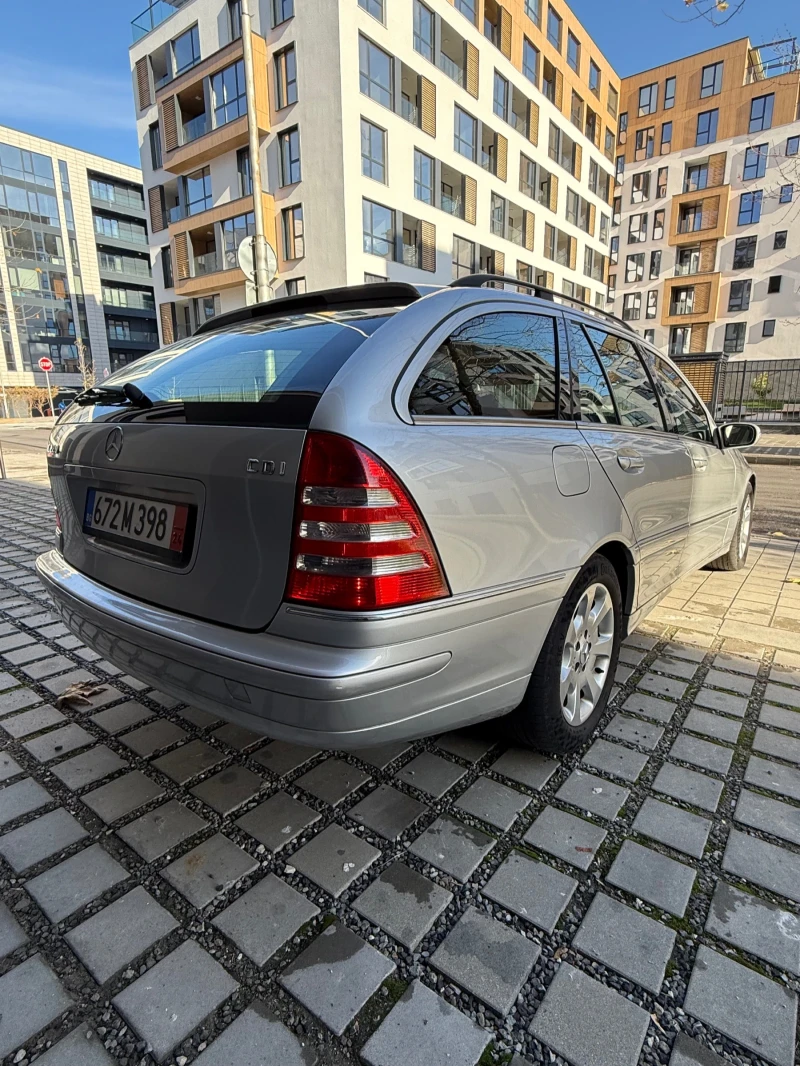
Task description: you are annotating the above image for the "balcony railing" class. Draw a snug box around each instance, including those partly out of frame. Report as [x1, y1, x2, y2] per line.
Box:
[441, 193, 463, 217]
[480, 149, 496, 173]
[670, 302, 695, 316]
[678, 217, 703, 234]
[674, 261, 700, 277]
[182, 114, 209, 145]
[400, 98, 418, 125]
[508, 223, 524, 246]
[108, 327, 159, 344]
[194, 251, 220, 275]
[745, 53, 799, 84]
[169, 204, 186, 224]
[512, 113, 528, 136]
[402, 244, 420, 268]
[438, 52, 465, 86]
[131, 0, 191, 42]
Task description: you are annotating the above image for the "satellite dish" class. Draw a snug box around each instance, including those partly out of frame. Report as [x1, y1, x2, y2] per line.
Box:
[237, 235, 278, 283]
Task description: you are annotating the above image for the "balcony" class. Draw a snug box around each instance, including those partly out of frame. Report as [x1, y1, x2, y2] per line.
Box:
[182, 113, 209, 145]
[438, 18, 468, 87]
[131, 0, 191, 43]
[400, 98, 418, 125]
[661, 273, 720, 328]
[438, 52, 464, 87]
[441, 193, 462, 217]
[668, 186, 730, 247]
[745, 39, 799, 83]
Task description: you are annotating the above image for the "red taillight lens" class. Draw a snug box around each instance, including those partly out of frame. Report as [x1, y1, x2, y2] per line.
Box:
[286, 432, 450, 610]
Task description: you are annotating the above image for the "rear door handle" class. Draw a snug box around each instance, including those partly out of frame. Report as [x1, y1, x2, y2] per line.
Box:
[617, 452, 645, 472]
[692, 456, 708, 470]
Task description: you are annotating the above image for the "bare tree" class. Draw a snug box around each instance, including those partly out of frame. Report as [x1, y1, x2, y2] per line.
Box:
[675, 0, 747, 27]
[8, 386, 50, 418]
[76, 337, 95, 391]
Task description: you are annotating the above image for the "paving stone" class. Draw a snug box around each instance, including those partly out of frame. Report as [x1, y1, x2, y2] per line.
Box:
[754, 726, 800, 766]
[482, 851, 577, 933]
[455, 775, 530, 830]
[722, 828, 800, 904]
[193, 1001, 316, 1066]
[280, 923, 394, 1036]
[684, 945, 797, 1066]
[651, 656, 698, 680]
[152, 739, 226, 784]
[296, 757, 371, 804]
[90, 701, 153, 734]
[191, 765, 264, 815]
[409, 815, 494, 882]
[361, 979, 490, 1066]
[213, 873, 319, 965]
[26, 842, 128, 923]
[292, 823, 380, 897]
[760, 704, 800, 734]
[618, 646, 646, 668]
[22, 654, 76, 680]
[555, 768, 629, 820]
[395, 751, 466, 799]
[31, 1025, 115, 1065]
[765, 681, 800, 708]
[354, 741, 412, 770]
[706, 881, 800, 976]
[66, 886, 179, 983]
[0, 807, 87, 871]
[0, 687, 41, 715]
[349, 784, 426, 841]
[236, 790, 320, 850]
[432, 906, 539, 1015]
[1, 704, 64, 738]
[175, 704, 219, 727]
[652, 762, 724, 813]
[490, 748, 558, 790]
[0, 632, 37, 655]
[669, 733, 733, 775]
[117, 800, 207, 863]
[43, 673, 123, 710]
[0, 753, 22, 782]
[0, 899, 27, 957]
[704, 667, 755, 696]
[354, 861, 452, 950]
[121, 719, 187, 757]
[603, 714, 664, 750]
[23, 722, 94, 762]
[0, 954, 74, 1058]
[693, 687, 749, 718]
[668, 1033, 727, 1066]
[684, 708, 741, 744]
[436, 732, 495, 763]
[3, 644, 51, 667]
[0, 777, 51, 826]
[582, 738, 649, 783]
[735, 788, 800, 847]
[162, 832, 258, 909]
[632, 797, 711, 859]
[523, 805, 606, 870]
[744, 754, 800, 801]
[51, 744, 128, 790]
[640, 672, 686, 700]
[530, 962, 650, 1066]
[574, 892, 676, 993]
[82, 770, 164, 824]
[252, 740, 320, 776]
[606, 840, 696, 917]
[211, 721, 262, 750]
[113, 939, 238, 1063]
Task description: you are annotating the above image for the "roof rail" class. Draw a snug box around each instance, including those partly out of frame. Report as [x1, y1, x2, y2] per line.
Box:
[194, 282, 426, 336]
[448, 273, 633, 333]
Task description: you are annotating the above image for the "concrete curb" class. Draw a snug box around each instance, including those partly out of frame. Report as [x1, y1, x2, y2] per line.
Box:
[747, 454, 800, 466]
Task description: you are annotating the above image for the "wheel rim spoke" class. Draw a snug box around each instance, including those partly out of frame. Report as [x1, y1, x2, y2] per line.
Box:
[560, 580, 615, 727]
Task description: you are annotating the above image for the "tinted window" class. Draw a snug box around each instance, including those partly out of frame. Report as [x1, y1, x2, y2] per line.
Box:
[567, 321, 618, 424]
[652, 357, 713, 442]
[585, 328, 664, 430]
[410, 312, 561, 419]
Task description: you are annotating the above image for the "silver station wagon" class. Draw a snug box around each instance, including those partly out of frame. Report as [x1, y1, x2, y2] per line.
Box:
[38, 278, 758, 754]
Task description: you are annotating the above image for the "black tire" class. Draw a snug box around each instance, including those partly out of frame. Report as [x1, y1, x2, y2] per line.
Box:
[502, 554, 622, 754]
[707, 485, 754, 572]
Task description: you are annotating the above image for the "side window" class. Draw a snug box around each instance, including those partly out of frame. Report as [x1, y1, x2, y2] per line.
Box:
[585, 327, 664, 430]
[410, 311, 561, 419]
[652, 357, 713, 442]
[566, 320, 619, 424]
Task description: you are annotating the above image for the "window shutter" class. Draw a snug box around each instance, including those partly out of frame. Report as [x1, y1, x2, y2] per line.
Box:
[527, 100, 539, 146]
[421, 220, 436, 272]
[53, 277, 66, 299]
[466, 42, 479, 98]
[174, 232, 190, 280]
[135, 57, 151, 111]
[568, 237, 577, 272]
[554, 70, 564, 112]
[159, 303, 175, 345]
[161, 97, 178, 153]
[494, 249, 505, 275]
[603, 256, 609, 283]
[549, 174, 558, 213]
[588, 203, 596, 237]
[573, 144, 582, 182]
[148, 185, 165, 233]
[499, 6, 512, 60]
[689, 323, 708, 353]
[708, 152, 726, 187]
[545, 270, 554, 289]
[694, 282, 711, 315]
[704, 195, 719, 230]
[699, 240, 717, 273]
[496, 134, 508, 182]
[420, 77, 436, 137]
[524, 210, 535, 251]
[464, 175, 477, 225]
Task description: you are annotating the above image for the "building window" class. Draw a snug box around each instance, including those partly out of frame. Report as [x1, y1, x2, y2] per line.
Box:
[767, 275, 782, 294]
[363, 198, 395, 258]
[414, 149, 434, 204]
[547, 6, 562, 49]
[567, 32, 580, 73]
[570, 92, 584, 129]
[285, 277, 307, 295]
[359, 0, 385, 20]
[628, 212, 647, 243]
[228, 0, 242, 40]
[618, 112, 628, 144]
[622, 293, 641, 321]
[684, 163, 708, 193]
[220, 210, 255, 264]
[646, 291, 658, 319]
[660, 122, 672, 153]
[361, 119, 386, 182]
[183, 166, 212, 215]
[631, 171, 650, 203]
[634, 127, 655, 161]
[604, 129, 615, 160]
[724, 322, 746, 354]
[625, 253, 644, 283]
[148, 123, 162, 171]
[452, 234, 476, 278]
[548, 122, 578, 176]
[749, 94, 774, 133]
[489, 192, 506, 237]
[519, 154, 536, 198]
[599, 214, 609, 244]
[664, 76, 676, 110]
[161, 245, 173, 289]
[656, 167, 668, 198]
[279, 126, 301, 186]
[275, 44, 298, 109]
[612, 196, 621, 225]
[282, 205, 304, 259]
[236, 147, 252, 196]
[273, 0, 294, 26]
[763, 319, 776, 338]
[774, 230, 788, 250]
[649, 249, 661, 278]
[454, 106, 477, 162]
[787, 135, 800, 156]
[455, 0, 477, 24]
[211, 59, 246, 127]
[728, 279, 751, 311]
[700, 61, 723, 98]
[359, 36, 393, 109]
[589, 60, 601, 97]
[364, 273, 388, 283]
[644, 328, 655, 344]
[543, 223, 574, 267]
[584, 247, 606, 282]
[525, 0, 541, 26]
[610, 235, 619, 264]
[669, 327, 692, 356]
[413, 1, 434, 61]
[615, 155, 624, 183]
[743, 144, 767, 181]
[780, 183, 794, 204]
[738, 190, 762, 226]
[733, 235, 757, 269]
[653, 209, 664, 240]
[607, 84, 619, 119]
[638, 83, 658, 116]
[172, 25, 200, 76]
[493, 72, 509, 120]
[606, 273, 616, 300]
[523, 39, 539, 84]
[696, 109, 718, 147]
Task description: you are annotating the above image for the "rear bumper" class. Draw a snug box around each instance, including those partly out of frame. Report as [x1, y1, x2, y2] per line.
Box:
[36, 550, 565, 747]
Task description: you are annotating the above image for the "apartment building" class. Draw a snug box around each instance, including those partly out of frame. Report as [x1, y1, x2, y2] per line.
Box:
[0, 126, 158, 402]
[612, 38, 800, 359]
[129, 0, 620, 344]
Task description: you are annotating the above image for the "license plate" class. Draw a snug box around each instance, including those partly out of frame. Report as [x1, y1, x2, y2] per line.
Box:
[83, 489, 190, 557]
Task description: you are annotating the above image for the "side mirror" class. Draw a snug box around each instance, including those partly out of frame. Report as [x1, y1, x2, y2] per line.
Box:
[721, 422, 761, 449]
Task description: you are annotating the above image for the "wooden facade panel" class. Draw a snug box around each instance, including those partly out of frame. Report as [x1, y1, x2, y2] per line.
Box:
[699, 240, 717, 274]
[496, 133, 508, 182]
[420, 78, 436, 137]
[148, 186, 165, 234]
[464, 175, 477, 225]
[494, 249, 505, 275]
[573, 143, 582, 183]
[135, 57, 151, 111]
[421, 220, 436, 272]
[159, 303, 175, 345]
[708, 152, 727, 188]
[524, 210, 535, 250]
[568, 237, 577, 271]
[528, 100, 539, 146]
[588, 202, 596, 238]
[549, 173, 558, 213]
[173, 232, 190, 281]
[689, 323, 709, 353]
[466, 42, 479, 98]
[545, 270, 554, 290]
[161, 97, 178, 153]
[694, 281, 711, 316]
[499, 6, 512, 59]
[554, 69, 564, 112]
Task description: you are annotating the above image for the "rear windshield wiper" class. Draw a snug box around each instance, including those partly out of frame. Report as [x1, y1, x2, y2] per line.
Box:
[75, 383, 153, 409]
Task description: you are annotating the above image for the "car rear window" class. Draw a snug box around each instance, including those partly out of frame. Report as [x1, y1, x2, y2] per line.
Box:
[96, 312, 391, 427]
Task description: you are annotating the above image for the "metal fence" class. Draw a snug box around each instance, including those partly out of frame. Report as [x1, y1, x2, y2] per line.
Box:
[674, 355, 800, 424]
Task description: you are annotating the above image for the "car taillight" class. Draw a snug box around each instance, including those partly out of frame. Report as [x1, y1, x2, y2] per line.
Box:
[286, 431, 449, 610]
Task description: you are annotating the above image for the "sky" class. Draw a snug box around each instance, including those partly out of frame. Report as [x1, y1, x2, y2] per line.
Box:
[0, 0, 796, 170]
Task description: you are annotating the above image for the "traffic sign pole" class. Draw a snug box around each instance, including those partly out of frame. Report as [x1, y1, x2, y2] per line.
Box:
[44, 370, 54, 419]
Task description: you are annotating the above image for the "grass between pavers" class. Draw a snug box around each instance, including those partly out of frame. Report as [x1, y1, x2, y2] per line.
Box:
[354, 975, 410, 1048]
[478, 1044, 511, 1065]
